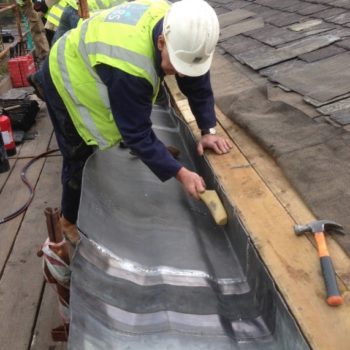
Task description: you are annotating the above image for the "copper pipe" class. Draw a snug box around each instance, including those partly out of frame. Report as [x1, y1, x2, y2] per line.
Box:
[42, 207, 71, 305]
[44, 207, 57, 242]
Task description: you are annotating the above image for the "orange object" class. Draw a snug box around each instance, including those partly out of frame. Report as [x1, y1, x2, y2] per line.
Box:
[294, 220, 344, 306]
[327, 295, 343, 307]
[314, 232, 329, 257]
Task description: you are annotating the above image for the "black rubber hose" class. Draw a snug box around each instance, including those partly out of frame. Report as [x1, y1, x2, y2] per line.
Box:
[0, 149, 59, 224]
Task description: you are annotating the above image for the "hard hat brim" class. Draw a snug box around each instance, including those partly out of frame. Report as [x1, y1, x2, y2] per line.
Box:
[167, 46, 214, 77]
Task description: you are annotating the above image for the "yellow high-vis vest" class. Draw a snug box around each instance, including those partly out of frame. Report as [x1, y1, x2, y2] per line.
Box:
[49, 0, 169, 149]
[46, 0, 68, 27]
[65, 0, 125, 11]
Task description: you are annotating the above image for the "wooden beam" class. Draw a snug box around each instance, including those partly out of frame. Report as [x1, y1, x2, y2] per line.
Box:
[0, 4, 15, 14]
[77, 0, 89, 19]
[165, 75, 350, 350]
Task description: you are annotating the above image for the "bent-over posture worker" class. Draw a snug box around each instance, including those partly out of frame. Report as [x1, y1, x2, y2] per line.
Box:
[41, 0, 233, 241]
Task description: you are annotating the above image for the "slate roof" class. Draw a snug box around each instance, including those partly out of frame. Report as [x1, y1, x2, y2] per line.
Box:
[210, 0, 350, 128]
[206, 0, 350, 255]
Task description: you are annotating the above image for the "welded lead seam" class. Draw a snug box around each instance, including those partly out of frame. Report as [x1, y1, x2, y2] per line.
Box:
[72, 283, 270, 338]
[78, 237, 250, 295]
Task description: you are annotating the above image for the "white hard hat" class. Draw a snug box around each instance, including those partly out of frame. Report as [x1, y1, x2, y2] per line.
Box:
[163, 0, 219, 77]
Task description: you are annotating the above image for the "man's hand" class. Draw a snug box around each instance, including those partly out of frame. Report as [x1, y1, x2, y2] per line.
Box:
[197, 134, 233, 156]
[175, 167, 205, 200]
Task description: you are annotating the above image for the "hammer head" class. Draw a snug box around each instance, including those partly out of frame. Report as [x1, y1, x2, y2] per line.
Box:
[294, 220, 344, 236]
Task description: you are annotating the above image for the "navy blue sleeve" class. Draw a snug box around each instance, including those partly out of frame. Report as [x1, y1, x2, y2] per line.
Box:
[175, 72, 216, 130]
[96, 64, 182, 181]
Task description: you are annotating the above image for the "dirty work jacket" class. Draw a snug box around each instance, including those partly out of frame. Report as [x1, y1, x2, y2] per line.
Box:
[49, 0, 168, 150]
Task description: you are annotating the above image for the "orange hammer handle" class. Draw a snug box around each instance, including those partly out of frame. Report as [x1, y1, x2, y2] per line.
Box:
[314, 232, 343, 306]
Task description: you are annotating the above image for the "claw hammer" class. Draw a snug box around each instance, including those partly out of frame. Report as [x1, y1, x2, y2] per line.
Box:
[294, 220, 344, 306]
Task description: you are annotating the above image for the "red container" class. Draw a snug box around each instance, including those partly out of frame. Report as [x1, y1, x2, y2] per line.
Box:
[0, 115, 16, 156]
[7, 55, 36, 88]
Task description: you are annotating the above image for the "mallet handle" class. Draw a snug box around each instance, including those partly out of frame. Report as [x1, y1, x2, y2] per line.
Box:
[314, 231, 343, 306]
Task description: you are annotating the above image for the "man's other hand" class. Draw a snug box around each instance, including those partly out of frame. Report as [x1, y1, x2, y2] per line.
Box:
[197, 134, 233, 156]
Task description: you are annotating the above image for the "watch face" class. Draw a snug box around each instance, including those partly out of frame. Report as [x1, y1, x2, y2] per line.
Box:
[201, 128, 217, 136]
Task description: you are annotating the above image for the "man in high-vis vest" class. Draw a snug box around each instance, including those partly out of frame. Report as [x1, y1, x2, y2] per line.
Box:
[54, 0, 125, 42]
[29, 0, 124, 99]
[41, 0, 233, 243]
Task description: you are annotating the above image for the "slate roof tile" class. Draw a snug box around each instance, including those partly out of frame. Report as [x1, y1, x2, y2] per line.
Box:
[284, 1, 318, 13]
[244, 24, 303, 46]
[219, 35, 263, 56]
[303, 0, 330, 4]
[330, 108, 350, 125]
[311, 7, 348, 19]
[298, 44, 346, 62]
[296, 4, 329, 16]
[331, 0, 350, 10]
[255, 0, 296, 9]
[328, 26, 350, 37]
[221, 0, 252, 10]
[266, 11, 304, 27]
[247, 6, 281, 20]
[327, 12, 350, 25]
[336, 38, 350, 49]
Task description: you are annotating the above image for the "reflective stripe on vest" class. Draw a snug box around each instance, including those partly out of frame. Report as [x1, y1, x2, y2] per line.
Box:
[84, 42, 159, 89]
[66, 0, 124, 11]
[46, 0, 67, 26]
[55, 25, 109, 148]
[49, 0, 168, 149]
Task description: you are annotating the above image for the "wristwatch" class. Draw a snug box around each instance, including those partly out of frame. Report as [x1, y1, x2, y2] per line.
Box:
[201, 127, 217, 136]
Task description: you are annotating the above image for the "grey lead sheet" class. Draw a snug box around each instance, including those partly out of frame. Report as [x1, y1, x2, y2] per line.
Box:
[69, 105, 309, 349]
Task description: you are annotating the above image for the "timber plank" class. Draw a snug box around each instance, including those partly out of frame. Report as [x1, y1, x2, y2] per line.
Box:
[49, 130, 59, 151]
[0, 155, 62, 349]
[0, 158, 44, 271]
[215, 106, 350, 291]
[16, 104, 54, 158]
[0, 158, 15, 191]
[30, 286, 67, 350]
[165, 76, 350, 350]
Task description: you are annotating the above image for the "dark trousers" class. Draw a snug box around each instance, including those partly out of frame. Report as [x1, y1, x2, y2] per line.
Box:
[42, 59, 94, 224]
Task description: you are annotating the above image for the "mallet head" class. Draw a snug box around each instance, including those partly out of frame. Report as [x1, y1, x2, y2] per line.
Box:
[294, 219, 343, 236]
